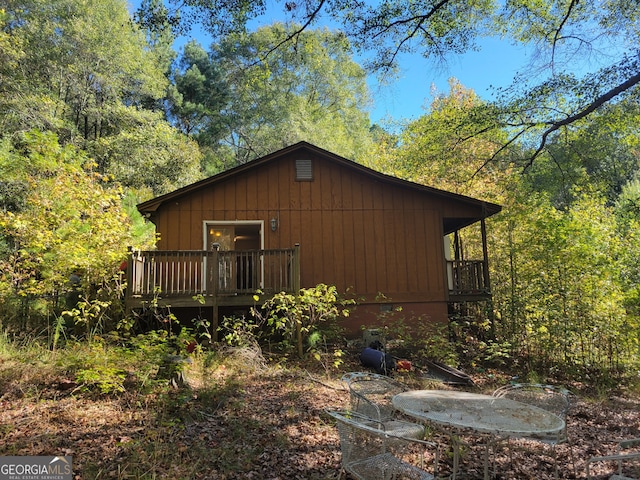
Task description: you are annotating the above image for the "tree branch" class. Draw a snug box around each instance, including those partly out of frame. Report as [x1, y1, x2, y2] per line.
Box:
[255, 0, 327, 65]
[368, 0, 452, 40]
[551, 0, 579, 63]
[524, 69, 640, 169]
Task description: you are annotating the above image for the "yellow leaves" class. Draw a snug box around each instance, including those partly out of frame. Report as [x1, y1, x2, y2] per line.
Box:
[1, 132, 132, 295]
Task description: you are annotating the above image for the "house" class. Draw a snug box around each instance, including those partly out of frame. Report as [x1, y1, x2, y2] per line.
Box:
[127, 141, 501, 337]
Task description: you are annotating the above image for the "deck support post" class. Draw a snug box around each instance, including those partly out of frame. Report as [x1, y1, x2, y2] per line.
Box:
[480, 218, 496, 335]
[481, 219, 490, 293]
[293, 244, 302, 357]
[209, 246, 220, 342]
[293, 244, 301, 292]
[124, 247, 134, 316]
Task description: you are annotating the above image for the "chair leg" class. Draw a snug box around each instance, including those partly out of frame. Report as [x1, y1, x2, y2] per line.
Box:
[451, 437, 461, 480]
[547, 441, 577, 480]
[550, 445, 559, 480]
[483, 442, 491, 479]
[565, 440, 577, 478]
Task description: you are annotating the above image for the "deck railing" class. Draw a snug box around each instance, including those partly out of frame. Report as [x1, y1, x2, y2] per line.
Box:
[125, 249, 487, 304]
[447, 260, 490, 296]
[126, 246, 300, 300]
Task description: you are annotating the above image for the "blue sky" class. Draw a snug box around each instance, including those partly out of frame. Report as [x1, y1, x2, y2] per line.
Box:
[363, 37, 533, 124]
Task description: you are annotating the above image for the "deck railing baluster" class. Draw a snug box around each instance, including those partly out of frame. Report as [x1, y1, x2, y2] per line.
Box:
[127, 248, 298, 306]
[446, 260, 490, 296]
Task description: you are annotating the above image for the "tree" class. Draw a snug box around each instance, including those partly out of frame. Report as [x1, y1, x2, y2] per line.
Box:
[525, 100, 640, 208]
[0, 131, 137, 298]
[133, 0, 179, 112]
[148, 0, 640, 169]
[2, 0, 168, 143]
[170, 24, 375, 167]
[491, 191, 637, 375]
[169, 40, 229, 137]
[86, 109, 203, 197]
[615, 180, 640, 318]
[372, 76, 640, 376]
[2, 0, 202, 196]
[378, 79, 513, 202]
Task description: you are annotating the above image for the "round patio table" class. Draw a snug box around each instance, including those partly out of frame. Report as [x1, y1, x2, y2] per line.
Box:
[392, 389, 565, 437]
[392, 390, 565, 479]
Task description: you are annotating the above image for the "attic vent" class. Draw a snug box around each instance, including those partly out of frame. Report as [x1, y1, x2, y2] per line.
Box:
[295, 159, 313, 181]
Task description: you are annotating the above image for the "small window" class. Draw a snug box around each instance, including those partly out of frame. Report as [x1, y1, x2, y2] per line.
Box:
[295, 159, 313, 181]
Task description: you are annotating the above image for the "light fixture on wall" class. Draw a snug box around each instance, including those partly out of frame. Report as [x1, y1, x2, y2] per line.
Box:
[270, 217, 278, 232]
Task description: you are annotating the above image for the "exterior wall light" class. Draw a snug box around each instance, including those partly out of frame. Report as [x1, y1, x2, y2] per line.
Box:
[270, 217, 278, 232]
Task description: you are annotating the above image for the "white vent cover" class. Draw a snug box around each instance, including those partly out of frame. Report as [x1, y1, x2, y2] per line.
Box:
[295, 159, 313, 181]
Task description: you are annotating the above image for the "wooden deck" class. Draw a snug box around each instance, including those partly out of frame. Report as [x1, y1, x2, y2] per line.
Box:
[124, 246, 490, 309]
[125, 245, 300, 309]
[446, 260, 492, 301]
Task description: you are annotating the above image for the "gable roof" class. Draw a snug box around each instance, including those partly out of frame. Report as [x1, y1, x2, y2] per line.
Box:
[137, 141, 502, 233]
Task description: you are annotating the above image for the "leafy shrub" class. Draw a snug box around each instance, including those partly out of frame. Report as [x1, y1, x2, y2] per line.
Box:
[251, 283, 354, 357]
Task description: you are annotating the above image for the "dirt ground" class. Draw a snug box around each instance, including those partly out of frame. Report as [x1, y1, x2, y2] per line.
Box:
[1, 357, 640, 479]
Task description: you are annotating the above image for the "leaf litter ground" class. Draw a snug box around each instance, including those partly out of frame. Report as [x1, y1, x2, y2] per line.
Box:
[1, 357, 639, 479]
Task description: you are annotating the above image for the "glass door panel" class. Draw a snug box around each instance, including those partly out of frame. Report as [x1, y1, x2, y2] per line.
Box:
[208, 226, 234, 251]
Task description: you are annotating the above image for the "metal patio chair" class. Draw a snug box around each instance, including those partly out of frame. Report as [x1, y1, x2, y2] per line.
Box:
[587, 438, 640, 480]
[342, 372, 426, 439]
[326, 409, 439, 480]
[492, 383, 575, 478]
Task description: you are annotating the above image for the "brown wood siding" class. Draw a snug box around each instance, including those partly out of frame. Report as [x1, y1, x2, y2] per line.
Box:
[151, 150, 485, 304]
[266, 162, 280, 248]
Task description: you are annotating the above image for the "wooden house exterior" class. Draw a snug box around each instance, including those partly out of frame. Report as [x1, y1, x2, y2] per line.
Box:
[127, 142, 501, 336]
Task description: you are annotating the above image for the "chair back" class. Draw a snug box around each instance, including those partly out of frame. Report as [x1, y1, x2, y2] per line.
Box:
[587, 438, 640, 479]
[326, 409, 435, 480]
[493, 383, 571, 419]
[342, 372, 407, 422]
[326, 410, 387, 467]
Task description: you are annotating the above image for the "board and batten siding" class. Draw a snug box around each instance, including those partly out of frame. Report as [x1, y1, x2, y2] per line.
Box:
[152, 150, 480, 304]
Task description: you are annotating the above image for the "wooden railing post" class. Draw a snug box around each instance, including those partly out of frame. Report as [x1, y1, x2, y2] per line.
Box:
[124, 246, 134, 311]
[481, 218, 491, 293]
[293, 244, 301, 293]
[208, 245, 219, 342]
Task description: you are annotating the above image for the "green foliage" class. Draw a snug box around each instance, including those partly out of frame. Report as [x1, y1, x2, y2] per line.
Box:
[2, 0, 168, 140]
[51, 315, 66, 352]
[1, 0, 199, 196]
[196, 24, 375, 166]
[490, 187, 640, 379]
[122, 191, 156, 249]
[158, 0, 639, 170]
[69, 327, 199, 395]
[306, 329, 346, 373]
[380, 78, 640, 385]
[87, 111, 203, 196]
[169, 40, 229, 138]
[2, 0, 640, 393]
[377, 79, 514, 205]
[62, 298, 112, 339]
[614, 181, 640, 323]
[75, 365, 127, 395]
[479, 340, 512, 367]
[251, 284, 354, 357]
[218, 315, 262, 348]
[378, 313, 459, 367]
[0, 131, 133, 298]
[525, 101, 640, 209]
